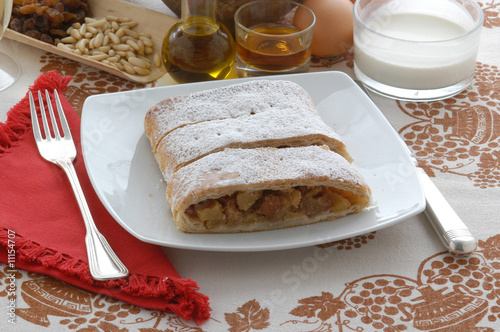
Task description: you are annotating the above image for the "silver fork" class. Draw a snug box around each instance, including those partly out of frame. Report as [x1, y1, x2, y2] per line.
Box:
[30, 90, 129, 280]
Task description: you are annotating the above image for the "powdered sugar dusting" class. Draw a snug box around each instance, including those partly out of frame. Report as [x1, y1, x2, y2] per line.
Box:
[167, 146, 369, 208]
[145, 80, 317, 151]
[157, 107, 350, 180]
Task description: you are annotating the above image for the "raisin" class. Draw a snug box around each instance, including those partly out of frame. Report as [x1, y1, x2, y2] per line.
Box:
[22, 17, 37, 32]
[40, 33, 53, 44]
[45, 7, 64, 23]
[19, 3, 41, 15]
[34, 14, 49, 32]
[24, 29, 42, 39]
[9, 18, 24, 32]
[62, 12, 77, 23]
[48, 28, 66, 37]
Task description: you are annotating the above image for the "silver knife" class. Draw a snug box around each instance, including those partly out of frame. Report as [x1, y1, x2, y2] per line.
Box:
[354, 80, 477, 255]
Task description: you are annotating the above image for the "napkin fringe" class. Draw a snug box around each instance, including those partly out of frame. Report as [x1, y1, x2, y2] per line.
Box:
[122, 274, 211, 323]
[1, 228, 210, 324]
[0, 70, 72, 155]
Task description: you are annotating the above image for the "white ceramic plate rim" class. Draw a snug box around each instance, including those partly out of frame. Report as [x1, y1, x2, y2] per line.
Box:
[81, 71, 425, 252]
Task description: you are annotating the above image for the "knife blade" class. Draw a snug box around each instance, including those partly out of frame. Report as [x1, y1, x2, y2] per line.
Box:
[354, 80, 477, 255]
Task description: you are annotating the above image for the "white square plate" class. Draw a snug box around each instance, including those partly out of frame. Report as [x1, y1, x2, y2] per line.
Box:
[81, 71, 425, 251]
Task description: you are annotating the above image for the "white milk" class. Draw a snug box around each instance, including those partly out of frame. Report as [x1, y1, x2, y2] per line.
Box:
[354, 12, 480, 89]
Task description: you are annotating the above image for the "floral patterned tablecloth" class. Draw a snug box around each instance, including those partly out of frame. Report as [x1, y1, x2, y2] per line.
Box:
[1, 1, 500, 331]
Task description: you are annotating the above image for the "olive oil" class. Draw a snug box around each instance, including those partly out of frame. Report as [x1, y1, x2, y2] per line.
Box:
[162, 15, 235, 83]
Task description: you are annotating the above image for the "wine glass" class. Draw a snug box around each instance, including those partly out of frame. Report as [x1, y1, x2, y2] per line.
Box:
[0, 0, 20, 91]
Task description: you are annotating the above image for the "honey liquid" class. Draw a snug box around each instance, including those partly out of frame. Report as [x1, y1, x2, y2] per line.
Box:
[236, 24, 311, 72]
[162, 16, 235, 83]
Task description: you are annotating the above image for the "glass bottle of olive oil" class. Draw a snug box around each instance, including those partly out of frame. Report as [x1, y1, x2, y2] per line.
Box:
[162, 0, 235, 83]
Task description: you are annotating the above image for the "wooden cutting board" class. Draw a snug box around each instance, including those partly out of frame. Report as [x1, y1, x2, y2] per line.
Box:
[5, 0, 178, 84]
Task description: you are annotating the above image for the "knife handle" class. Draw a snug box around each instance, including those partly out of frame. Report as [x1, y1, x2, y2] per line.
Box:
[417, 168, 477, 255]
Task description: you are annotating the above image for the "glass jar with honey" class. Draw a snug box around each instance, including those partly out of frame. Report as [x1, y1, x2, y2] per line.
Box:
[162, 0, 235, 83]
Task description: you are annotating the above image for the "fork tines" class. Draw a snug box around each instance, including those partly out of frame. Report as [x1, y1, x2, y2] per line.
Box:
[29, 90, 72, 142]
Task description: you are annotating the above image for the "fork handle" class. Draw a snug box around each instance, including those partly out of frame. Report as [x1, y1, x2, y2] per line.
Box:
[57, 159, 129, 280]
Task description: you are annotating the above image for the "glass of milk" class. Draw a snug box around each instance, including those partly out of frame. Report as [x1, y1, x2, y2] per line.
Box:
[353, 0, 483, 101]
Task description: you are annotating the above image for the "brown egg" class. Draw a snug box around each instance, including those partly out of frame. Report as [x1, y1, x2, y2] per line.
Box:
[295, 0, 354, 57]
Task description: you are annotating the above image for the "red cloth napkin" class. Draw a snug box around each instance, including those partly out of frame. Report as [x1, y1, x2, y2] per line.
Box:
[0, 71, 210, 324]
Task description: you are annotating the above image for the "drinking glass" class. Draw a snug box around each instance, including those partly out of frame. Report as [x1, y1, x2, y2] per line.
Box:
[234, 0, 315, 77]
[353, 0, 483, 101]
[0, 0, 20, 91]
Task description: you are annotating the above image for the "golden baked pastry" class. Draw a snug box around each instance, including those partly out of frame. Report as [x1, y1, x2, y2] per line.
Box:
[144, 79, 319, 153]
[154, 107, 351, 181]
[166, 146, 371, 233]
[144, 79, 372, 233]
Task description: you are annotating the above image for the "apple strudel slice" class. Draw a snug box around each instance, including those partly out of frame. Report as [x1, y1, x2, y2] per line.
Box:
[155, 107, 351, 181]
[166, 146, 371, 233]
[144, 79, 317, 153]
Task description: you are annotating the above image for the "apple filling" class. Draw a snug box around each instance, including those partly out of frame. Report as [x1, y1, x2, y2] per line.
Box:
[184, 186, 368, 229]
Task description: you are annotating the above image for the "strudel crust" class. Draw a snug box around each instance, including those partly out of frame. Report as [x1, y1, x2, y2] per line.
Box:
[166, 146, 371, 233]
[144, 80, 318, 153]
[155, 107, 351, 181]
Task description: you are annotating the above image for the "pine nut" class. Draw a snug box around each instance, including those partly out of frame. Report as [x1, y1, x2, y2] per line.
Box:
[124, 28, 140, 39]
[137, 55, 152, 68]
[153, 53, 161, 67]
[102, 35, 110, 46]
[106, 15, 120, 22]
[99, 45, 111, 53]
[112, 62, 124, 70]
[86, 26, 98, 34]
[57, 43, 73, 51]
[94, 33, 104, 48]
[61, 36, 77, 43]
[123, 62, 136, 74]
[79, 24, 87, 36]
[126, 50, 136, 59]
[76, 38, 87, 53]
[126, 39, 140, 52]
[113, 44, 130, 52]
[87, 18, 107, 28]
[116, 51, 128, 58]
[139, 36, 153, 47]
[121, 21, 138, 29]
[128, 56, 148, 68]
[88, 54, 109, 61]
[109, 33, 120, 45]
[115, 27, 125, 38]
[133, 66, 149, 76]
[111, 21, 120, 31]
[137, 39, 145, 55]
[70, 29, 82, 40]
